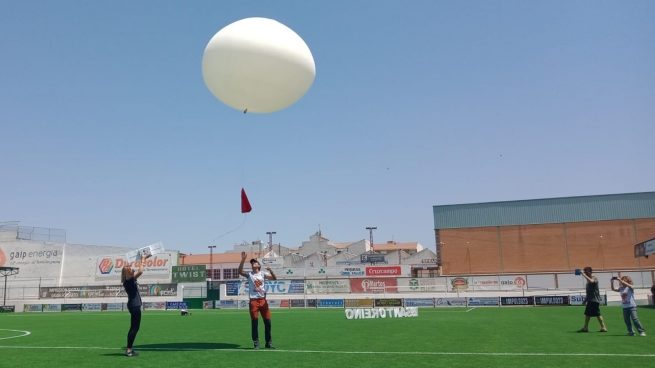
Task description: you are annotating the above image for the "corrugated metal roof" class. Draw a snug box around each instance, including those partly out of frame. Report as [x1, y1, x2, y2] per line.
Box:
[433, 192, 655, 229]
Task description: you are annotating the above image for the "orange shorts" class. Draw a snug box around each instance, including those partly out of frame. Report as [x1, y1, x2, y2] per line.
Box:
[249, 298, 271, 320]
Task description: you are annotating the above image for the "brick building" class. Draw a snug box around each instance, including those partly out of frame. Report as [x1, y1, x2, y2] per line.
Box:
[434, 192, 655, 275]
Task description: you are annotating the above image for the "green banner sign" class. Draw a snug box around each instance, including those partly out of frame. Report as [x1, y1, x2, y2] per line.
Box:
[172, 265, 207, 282]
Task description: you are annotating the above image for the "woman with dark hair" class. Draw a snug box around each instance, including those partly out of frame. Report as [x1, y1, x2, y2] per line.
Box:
[121, 255, 149, 357]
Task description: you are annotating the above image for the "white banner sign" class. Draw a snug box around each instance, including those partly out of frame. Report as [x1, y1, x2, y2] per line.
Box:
[261, 256, 284, 268]
[305, 279, 351, 294]
[469, 275, 527, 290]
[126, 242, 165, 262]
[0, 243, 63, 277]
[96, 253, 172, 278]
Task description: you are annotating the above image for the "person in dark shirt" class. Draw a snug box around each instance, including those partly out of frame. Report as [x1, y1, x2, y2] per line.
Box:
[121, 254, 149, 357]
[577, 266, 608, 332]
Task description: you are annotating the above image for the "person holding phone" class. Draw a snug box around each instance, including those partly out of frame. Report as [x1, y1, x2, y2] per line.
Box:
[611, 275, 646, 336]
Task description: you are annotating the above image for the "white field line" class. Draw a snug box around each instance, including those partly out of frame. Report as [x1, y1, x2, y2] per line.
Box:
[0, 345, 653, 357]
[0, 329, 31, 340]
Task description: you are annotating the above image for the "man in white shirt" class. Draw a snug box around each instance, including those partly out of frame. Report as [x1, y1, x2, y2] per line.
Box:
[238, 251, 277, 349]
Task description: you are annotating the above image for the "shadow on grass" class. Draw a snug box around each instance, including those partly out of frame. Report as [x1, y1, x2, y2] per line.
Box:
[100, 342, 245, 356]
[135, 342, 243, 351]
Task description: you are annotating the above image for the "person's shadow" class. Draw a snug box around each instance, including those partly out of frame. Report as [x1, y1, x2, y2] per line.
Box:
[136, 342, 243, 351]
[101, 342, 243, 356]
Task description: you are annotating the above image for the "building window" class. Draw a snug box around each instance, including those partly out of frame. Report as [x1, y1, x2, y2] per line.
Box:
[223, 268, 239, 279]
[206, 268, 221, 280]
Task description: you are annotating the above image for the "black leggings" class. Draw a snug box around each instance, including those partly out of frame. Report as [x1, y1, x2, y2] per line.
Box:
[127, 305, 142, 349]
[251, 318, 272, 343]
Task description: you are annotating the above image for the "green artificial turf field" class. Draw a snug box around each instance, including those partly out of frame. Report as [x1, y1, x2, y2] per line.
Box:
[1, 306, 653, 368]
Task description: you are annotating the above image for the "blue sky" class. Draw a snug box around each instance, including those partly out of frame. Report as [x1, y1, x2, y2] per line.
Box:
[1, 1, 653, 254]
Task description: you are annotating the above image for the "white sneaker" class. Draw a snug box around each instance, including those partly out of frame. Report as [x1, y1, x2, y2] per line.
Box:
[639, 332, 646, 336]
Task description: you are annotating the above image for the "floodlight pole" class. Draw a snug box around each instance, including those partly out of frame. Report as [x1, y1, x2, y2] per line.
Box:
[1, 267, 19, 306]
[208, 245, 216, 290]
[366, 226, 377, 252]
[266, 231, 276, 253]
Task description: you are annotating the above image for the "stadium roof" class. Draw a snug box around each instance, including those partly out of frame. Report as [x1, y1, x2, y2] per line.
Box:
[433, 192, 655, 229]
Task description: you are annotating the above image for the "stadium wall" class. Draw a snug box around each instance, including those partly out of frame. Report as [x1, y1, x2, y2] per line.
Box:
[438, 218, 655, 275]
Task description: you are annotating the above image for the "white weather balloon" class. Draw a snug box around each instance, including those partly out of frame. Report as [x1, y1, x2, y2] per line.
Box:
[202, 17, 316, 114]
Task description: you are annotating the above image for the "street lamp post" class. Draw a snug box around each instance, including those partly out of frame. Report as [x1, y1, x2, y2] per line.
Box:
[208, 245, 216, 289]
[366, 226, 377, 252]
[266, 231, 276, 254]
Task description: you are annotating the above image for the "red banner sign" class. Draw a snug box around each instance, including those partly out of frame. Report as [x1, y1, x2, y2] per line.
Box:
[366, 266, 401, 277]
[349, 278, 398, 293]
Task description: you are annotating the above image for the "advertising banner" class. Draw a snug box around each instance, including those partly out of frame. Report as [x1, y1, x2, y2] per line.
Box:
[290, 299, 306, 308]
[569, 294, 585, 306]
[24, 304, 43, 312]
[306, 279, 351, 294]
[534, 295, 569, 306]
[144, 302, 166, 310]
[40, 284, 177, 298]
[340, 266, 365, 277]
[349, 278, 398, 293]
[96, 253, 172, 278]
[397, 278, 446, 292]
[217, 300, 238, 309]
[634, 237, 655, 258]
[500, 297, 534, 306]
[0, 243, 63, 278]
[499, 275, 527, 289]
[0, 306, 16, 313]
[467, 297, 500, 306]
[306, 299, 317, 308]
[449, 277, 469, 291]
[280, 268, 304, 278]
[366, 266, 401, 277]
[344, 299, 375, 308]
[225, 280, 305, 296]
[435, 298, 467, 307]
[103, 303, 124, 311]
[404, 298, 435, 307]
[360, 254, 386, 263]
[267, 299, 285, 308]
[375, 298, 403, 307]
[317, 299, 344, 308]
[61, 304, 82, 312]
[261, 256, 284, 268]
[43, 304, 62, 312]
[172, 265, 206, 282]
[82, 303, 102, 311]
[226, 281, 241, 296]
[166, 301, 187, 310]
[203, 301, 214, 309]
